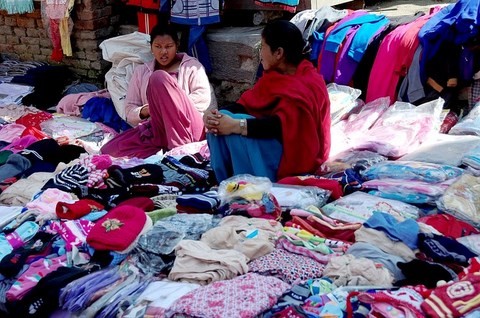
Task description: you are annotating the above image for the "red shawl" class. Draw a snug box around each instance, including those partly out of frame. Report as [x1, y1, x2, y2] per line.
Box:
[238, 60, 331, 179]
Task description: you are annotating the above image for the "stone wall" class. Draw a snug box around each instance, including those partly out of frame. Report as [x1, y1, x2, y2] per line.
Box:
[0, 0, 121, 84]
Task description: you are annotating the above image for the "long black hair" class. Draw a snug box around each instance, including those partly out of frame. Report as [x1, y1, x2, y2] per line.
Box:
[261, 19, 306, 65]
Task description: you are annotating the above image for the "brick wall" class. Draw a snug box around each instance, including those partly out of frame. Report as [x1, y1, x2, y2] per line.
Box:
[0, 0, 121, 84]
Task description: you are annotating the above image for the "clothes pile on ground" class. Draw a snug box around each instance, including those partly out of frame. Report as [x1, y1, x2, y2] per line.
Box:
[1, 1, 480, 317]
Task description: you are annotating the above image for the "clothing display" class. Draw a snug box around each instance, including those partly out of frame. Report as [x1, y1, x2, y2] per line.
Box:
[1, 1, 480, 317]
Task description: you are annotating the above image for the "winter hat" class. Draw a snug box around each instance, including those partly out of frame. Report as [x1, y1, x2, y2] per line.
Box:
[57, 144, 88, 165]
[418, 232, 478, 266]
[118, 215, 153, 254]
[116, 197, 154, 212]
[20, 138, 61, 165]
[421, 272, 480, 317]
[56, 199, 105, 220]
[86, 205, 147, 251]
[395, 259, 457, 289]
[42, 164, 89, 193]
[106, 164, 164, 188]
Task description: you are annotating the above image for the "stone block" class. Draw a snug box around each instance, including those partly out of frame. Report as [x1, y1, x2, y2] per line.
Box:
[95, 26, 114, 39]
[25, 9, 41, 19]
[14, 44, 27, 52]
[74, 30, 96, 40]
[206, 27, 261, 84]
[40, 48, 52, 56]
[86, 51, 102, 61]
[75, 51, 86, 59]
[17, 17, 35, 28]
[26, 28, 40, 37]
[13, 27, 26, 37]
[33, 54, 49, 62]
[19, 53, 34, 60]
[21, 37, 40, 46]
[74, 68, 88, 77]
[80, 0, 108, 11]
[25, 44, 40, 54]
[0, 25, 12, 35]
[0, 44, 14, 53]
[4, 16, 16, 26]
[36, 18, 44, 28]
[40, 38, 52, 48]
[75, 39, 101, 51]
[0, 35, 5, 44]
[213, 80, 252, 105]
[90, 61, 102, 70]
[6, 35, 20, 45]
[75, 17, 109, 31]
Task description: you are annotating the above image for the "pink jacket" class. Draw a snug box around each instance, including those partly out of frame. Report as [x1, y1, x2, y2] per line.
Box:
[125, 53, 213, 126]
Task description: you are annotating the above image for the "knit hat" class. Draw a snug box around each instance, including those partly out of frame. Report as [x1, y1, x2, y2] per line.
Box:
[395, 259, 457, 289]
[418, 232, 478, 266]
[116, 196, 155, 212]
[421, 272, 480, 317]
[106, 164, 164, 188]
[42, 164, 89, 193]
[118, 215, 153, 254]
[56, 199, 105, 220]
[86, 205, 147, 251]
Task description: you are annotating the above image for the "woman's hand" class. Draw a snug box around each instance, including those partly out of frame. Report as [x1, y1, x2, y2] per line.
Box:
[204, 109, 222, 133]
[140, 104, 150, 119]
[211, 114, 243, 136]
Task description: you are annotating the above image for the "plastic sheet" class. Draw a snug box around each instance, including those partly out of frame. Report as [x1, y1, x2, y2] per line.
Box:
[352, 98, 444, 158]
[449, 101, 480, 136]
[327, 83, 362, 125]
[362, 160, 464, 183]
[270, 184, 330, 210]
[437, 174, 480, 227]
[218, 174, 281, 220]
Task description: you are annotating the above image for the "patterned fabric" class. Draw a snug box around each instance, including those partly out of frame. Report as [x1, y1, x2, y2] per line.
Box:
[166, 273, 290, 318]
[248, 248, 325, 285]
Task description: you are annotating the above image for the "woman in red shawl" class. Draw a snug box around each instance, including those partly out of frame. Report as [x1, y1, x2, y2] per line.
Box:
[205, 19, 331, 182]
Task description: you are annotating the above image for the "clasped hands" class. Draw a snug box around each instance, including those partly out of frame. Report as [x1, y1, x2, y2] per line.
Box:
[203, 109, 242, 135]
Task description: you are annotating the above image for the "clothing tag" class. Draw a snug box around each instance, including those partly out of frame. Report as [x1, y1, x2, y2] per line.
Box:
[245, 229, 258, 239]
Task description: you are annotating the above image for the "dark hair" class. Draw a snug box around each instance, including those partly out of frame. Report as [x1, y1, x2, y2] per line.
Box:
[261, 19, 306, 65]
[150, 22, 180, 45]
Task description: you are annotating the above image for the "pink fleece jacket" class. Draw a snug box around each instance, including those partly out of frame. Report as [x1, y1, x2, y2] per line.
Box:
[125, 53, 213, 127]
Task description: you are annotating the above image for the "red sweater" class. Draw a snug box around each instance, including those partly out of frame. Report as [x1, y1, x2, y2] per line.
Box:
[238, 60, 331, 179]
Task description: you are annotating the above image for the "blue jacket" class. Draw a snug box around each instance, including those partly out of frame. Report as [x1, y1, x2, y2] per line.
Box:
[418, 0, 480, 80]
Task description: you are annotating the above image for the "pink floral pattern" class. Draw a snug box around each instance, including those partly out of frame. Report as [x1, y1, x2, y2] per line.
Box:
[248, 248, 325, 285]
[166, 273, 290, 318]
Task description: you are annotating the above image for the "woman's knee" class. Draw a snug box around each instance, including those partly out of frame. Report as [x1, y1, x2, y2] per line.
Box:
[148, 70, 176, 89]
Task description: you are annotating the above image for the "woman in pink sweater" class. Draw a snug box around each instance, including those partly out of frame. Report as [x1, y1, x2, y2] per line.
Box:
[101, 23, 214, 159]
